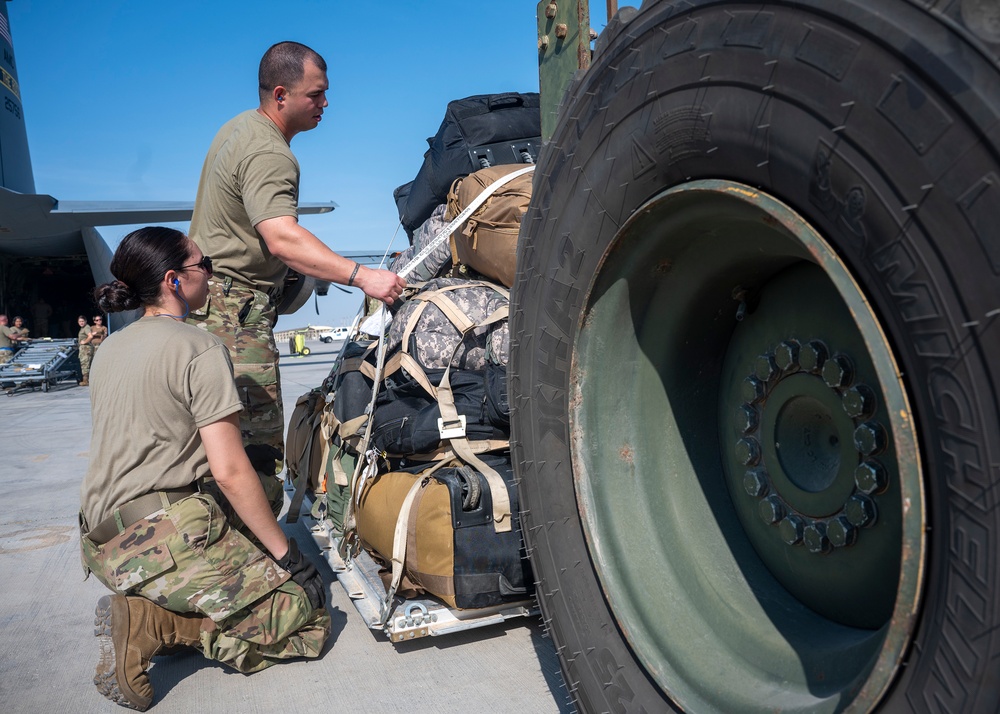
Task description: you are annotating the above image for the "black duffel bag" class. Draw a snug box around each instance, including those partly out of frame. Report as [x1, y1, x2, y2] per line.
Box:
[371, 366, 509, 458]
[396, 92, 541, 238]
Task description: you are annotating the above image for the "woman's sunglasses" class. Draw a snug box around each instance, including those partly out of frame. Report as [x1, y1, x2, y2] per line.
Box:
[179, 255, 213, 276]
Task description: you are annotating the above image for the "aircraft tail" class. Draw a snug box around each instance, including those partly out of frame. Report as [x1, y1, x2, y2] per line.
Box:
[0, 1, 35, 193]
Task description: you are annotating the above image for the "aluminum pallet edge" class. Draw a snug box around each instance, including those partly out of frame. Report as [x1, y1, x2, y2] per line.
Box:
[302, 511, 538, 643]
[0, 339, 79, 394]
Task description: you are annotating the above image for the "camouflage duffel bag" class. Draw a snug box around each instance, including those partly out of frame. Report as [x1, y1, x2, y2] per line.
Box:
[386, 278, 510, 372]
[389, 204, 453, 282]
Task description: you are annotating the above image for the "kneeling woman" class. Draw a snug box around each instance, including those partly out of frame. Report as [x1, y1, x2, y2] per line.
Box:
[79, 227, 330, 711]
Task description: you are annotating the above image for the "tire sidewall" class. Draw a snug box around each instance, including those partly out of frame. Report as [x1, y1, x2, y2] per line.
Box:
[513, 1, 1000, 711]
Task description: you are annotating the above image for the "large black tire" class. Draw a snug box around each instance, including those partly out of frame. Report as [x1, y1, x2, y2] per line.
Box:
[511, 1, 1000, 712]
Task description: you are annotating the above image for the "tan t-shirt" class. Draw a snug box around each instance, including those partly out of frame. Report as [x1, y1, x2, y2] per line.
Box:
[80, 317, 242, 526]
[189, 109, 300, 290]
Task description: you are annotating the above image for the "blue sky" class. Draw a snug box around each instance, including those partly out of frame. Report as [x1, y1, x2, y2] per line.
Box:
[8, 0, 612, 329]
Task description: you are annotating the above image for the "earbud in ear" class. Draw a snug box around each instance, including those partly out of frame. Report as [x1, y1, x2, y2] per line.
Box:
[173, 278, 180, 287]
[277, 95, 284, 101]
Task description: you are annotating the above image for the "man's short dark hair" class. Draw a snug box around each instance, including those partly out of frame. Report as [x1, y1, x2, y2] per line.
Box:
[259, 42, 326, 102]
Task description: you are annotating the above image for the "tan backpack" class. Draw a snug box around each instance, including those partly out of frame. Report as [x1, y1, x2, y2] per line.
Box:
[446, 164, 534, 288]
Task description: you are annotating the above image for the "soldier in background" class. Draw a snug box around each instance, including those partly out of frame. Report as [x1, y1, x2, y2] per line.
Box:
[77, 316, 94, 386]
[11, 316, 29, 341]
[89, 315, 108, 352]
[0, 314, 25, 364]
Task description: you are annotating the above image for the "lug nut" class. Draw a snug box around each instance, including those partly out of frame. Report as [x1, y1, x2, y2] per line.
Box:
[738, 404, 759, 434]
[774, 340, 801, 373]
[855, 460, 889, 495]
[754, 353, 779, 383]
[742, 376, 766, 403]
[778, 514, 805, 545]
[545, 1, 558, 18]
[843, 384, 877, 419]
[555, 23, 568, 39]
[854, 421, 888, 455]
[743, 468, 769, 498]
[822, 354, 855, 389]
[759, 495, 786, 525]
[736, 437, 761, 466]
[538, 35, 550, 50]
[846, 493, 878, 528]
[799, 340, 828, 373]
[803, 522, 831, 554]
[827, 515, 857, 547]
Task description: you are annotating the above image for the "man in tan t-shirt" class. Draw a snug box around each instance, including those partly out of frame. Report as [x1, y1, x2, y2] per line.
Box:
[188, 41, 405, 521]
[0, 314, 25, 364]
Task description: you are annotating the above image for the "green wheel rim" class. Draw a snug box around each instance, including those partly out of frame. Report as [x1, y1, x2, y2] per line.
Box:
[570, 180, 925, 713]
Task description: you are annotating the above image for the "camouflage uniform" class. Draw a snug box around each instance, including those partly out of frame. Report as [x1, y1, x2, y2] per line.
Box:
[78, 324, 94, 380]
[0, 325, 13, 364]
[80, 492, 330, 672]
[187, 278, 285, 521]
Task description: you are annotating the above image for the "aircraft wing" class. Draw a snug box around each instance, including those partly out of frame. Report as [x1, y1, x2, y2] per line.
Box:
[0, 188, 335, 257]
[49, 198, 335, 223]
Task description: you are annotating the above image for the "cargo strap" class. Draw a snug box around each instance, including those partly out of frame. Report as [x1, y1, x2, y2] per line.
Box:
[341, 266, 517, 554]
[85, 486, 197, 545]
[434, 348, 512, 532]
[358, 164, 533, 338]
[380, 280, 510, 391]
[382, 296, 513, 532]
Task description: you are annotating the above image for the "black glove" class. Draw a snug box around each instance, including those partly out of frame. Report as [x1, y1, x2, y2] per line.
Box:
[277, 538, 327, 611]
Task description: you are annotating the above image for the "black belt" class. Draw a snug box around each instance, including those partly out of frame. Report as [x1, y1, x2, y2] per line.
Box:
[220, 275, 283, 302]
[86, 486, 197, 545]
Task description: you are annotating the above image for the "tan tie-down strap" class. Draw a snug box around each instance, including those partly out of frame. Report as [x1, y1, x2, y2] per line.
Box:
[435, 363, 512, 533]
[393, 298, 514, 532]
[406, 439, 509, 463]
[344, 280, 514, 559]
[381, 351, 438, 401]
[400, 282, 511, 354]
[385, 281, 511, 403]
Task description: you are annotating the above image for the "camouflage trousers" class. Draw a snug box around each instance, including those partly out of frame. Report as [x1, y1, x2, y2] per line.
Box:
[78, 344, 94, 377]
[80, 493, 331, 673]
[0, 348, 12, 365]
[187, 279, 285, 519]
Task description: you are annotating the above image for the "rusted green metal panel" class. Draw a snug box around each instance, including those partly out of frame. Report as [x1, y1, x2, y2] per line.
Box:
[536, 0, 590, 142]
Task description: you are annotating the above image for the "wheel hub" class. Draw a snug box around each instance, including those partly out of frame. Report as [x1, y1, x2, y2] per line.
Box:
[570, 180, 924, 713]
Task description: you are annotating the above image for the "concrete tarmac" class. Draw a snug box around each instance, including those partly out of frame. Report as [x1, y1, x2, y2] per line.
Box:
[0, 338, 569, 714]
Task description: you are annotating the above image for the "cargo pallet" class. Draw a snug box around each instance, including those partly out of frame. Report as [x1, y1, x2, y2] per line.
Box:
[302, 509, 537, 643]
[0, 339, 79, 395]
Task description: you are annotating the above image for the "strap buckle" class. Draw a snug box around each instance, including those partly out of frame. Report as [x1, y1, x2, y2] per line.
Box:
[437, 415, 467, 440]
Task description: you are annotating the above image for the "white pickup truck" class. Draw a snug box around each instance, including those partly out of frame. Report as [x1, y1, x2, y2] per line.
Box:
[318, 327, 350, 344]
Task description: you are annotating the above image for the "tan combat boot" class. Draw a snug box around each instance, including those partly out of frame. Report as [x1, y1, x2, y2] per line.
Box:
[78, 378, 89, 386]
[93, 594, 207, 710]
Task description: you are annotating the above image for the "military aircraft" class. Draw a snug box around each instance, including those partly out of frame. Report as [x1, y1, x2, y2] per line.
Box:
[0, 1, 386, 333]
